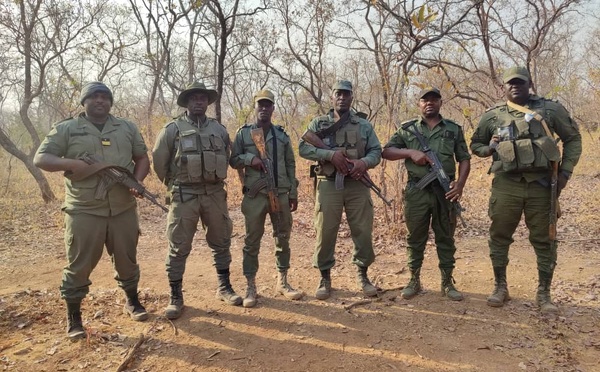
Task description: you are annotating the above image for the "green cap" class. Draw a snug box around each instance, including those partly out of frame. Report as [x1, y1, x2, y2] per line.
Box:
[502, 66, 530, 83]
[254, 89, 275, 103]
[80, 81, 113, 106]
[418, 87, 441, 99]
[332, 80, 353, 92]
[177, 81, 218, 107]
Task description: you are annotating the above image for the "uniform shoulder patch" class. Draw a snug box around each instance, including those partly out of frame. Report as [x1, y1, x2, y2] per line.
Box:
[398, 118, 417, 129]
[485, 102, 505, 112]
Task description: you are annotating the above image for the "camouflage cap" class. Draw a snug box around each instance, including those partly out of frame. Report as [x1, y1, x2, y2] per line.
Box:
[332, 80, 353, 92]
[503, 66, 530, 83]
[177, 81, 218, 107]
[254, 89, 275, 103]
[80, 81, 113, 106]
[418, 87, 441, 99]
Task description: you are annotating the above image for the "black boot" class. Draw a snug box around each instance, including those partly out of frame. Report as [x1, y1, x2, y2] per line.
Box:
[401, 267, 421, 300]
[66, 301, 85, 339]
[165, 280, 184, 320]
[356, 266, 378, 297]
[537, 270, 558, 314]
[216, 269, 242, 306]
[440, 268, 463, 301]
[123, 289, 148, 321]
[487, 266, 510, 307]
[315, 269, 331, 300]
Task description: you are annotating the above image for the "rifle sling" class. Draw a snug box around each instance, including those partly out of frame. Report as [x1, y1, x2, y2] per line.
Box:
[314, 111, 351, 139]
[506, 101, 554, 139]
[271, 126, 278, 188]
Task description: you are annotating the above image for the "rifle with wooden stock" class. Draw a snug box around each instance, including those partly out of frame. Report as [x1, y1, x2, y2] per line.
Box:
[301, 129, 392, 206]
[250, 128, 282, 243]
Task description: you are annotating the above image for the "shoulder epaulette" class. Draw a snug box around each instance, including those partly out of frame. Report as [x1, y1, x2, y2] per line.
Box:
[485, 102, 505, 112]
[443, 118, 462, 127]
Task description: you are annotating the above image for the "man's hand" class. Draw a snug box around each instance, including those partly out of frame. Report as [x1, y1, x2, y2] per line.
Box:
[445, 180, 465, 202]
[557, 171, 570, 197]
[488, 135, 500, 155]
[330, 150, 350, 175]
[409, 150, 433, 166]
[250, 156, 266, 172]
[347, 159, 368, 180]
[129, 184, 144, 198]
[289, 198, 298, 212]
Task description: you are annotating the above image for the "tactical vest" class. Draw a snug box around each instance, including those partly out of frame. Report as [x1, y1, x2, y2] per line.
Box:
[490, 99, 561, 173]
[172, 119, 228, 184]
[314, 114, 365, 176]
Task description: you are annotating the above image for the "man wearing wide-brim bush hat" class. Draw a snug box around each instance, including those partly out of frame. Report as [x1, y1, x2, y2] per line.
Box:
[176, 81, 219, 107]
[153, 81, 242, 321]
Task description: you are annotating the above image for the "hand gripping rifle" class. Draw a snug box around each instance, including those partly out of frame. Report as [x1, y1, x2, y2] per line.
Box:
[250, 128, 282, 244]
[401, 122, 465, 227]
[301, 129, 392, 206]
[65, 153, 168, 212]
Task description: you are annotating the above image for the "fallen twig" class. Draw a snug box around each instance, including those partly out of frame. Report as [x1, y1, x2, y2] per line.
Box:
[165, 317, 178, 336]
[414, 348, 424, 359]
[379, 286, 404, 294]
[116, 333, 146, 372]
[207, 350, 221, 359]
[343, 297, 381, 311]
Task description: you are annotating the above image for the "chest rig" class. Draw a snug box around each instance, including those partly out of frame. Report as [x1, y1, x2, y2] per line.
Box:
[314, 114, 365, 177]
[172, 119, 228, 184]
[491, 99, 560, 174]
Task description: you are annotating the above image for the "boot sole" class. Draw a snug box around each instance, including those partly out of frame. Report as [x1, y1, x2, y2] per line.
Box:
[278, 290, 303, 300]
[243, 299, 257, 308]
[124, 308, 149, 321]
[67, 329, 86, 340]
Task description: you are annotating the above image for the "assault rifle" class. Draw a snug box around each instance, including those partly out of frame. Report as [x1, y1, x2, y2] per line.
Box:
[301, 129, 392, 206]
[250, 128, 282, 243]
[401, 122, 466, 227]
[66, 153, 168, 212]
[549, 151, 559, 241]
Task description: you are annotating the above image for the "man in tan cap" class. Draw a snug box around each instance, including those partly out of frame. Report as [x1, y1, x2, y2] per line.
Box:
[153, 82, 242, 319]
[471, 67, 582, 313]
[382, 86, 471, 302]
[229, 89, 302, 308]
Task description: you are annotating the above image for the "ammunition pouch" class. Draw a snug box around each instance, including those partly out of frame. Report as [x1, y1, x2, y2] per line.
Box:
[491, 137, 559, 173]
[245, 178, 268, 198]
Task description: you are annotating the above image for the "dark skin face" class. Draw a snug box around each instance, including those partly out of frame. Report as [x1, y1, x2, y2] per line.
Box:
[83, 92, 112, 122]
[332, 89, 353, 114]
[418, 93, 442, 119]
[255, 99, 274, 128]
[504, 78, 531, 105]
[186, 92, 209, 121]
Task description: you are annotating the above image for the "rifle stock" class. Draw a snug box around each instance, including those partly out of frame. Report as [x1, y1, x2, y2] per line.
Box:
[301, 129, 392, 206]
[549, 161, 559, 240]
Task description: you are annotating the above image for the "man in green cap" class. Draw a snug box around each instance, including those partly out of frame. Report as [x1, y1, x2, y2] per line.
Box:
[299, 80, 382, 300]
[229, 89, 302, 308]
[34, 81, 150, 339]
[152, 82, 242, 319]
[470, 66, 582, 313]
[382, 87, 471, 301]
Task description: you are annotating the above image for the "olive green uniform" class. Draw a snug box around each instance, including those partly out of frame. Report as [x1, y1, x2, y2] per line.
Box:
[385, 116, 471, 270]
[35, 113, 148, 301]
[152, 114, 233, 282]
[229, 124, 298, 277]
[299, 110, 382, 270]
[470, 95, 582, 272]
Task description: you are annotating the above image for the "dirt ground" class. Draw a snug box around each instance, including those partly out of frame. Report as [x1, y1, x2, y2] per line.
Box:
[1, 184, 599, 372]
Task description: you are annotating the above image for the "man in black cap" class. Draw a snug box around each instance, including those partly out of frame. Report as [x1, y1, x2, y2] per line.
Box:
[382, 87, 471, 301]
[152, 82, 242, 320]
[34, 81, 151, 339]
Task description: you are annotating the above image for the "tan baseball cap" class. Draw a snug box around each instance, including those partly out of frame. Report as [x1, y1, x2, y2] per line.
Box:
[502, 66, 530, 83]
[254, 89, 275, 103]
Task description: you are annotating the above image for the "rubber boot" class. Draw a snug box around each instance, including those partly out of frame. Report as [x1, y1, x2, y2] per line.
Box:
[66, 301, 85, 339]
[243, 276, 257, 308]
[401, 267, 421, 300]
[536, 270, 558, 314]
[165, 280, 184, 319]
[123, 289, 148, 321]
[356, 266, 378, 297]
[315, 269, 331, 300]
[440, 268, 463, 301]
[487, 266, 510, 307]
[277, 271, 303, 300]
[216, 269, 242, 306]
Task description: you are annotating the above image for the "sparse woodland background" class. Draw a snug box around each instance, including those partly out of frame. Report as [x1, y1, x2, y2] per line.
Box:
[1, 0, 599, 239]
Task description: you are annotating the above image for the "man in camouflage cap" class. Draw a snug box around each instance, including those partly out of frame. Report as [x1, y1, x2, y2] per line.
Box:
[299, 80, 382, 300]
[382, 86, 471, 301]
[153, 82, 242, 320]
[230, 89, 302, 308]
[470, 66, 582, 313]
[34, 81, 150, 339]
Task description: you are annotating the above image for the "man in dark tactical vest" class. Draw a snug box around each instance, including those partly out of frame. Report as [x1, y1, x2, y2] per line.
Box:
[470, 67, 582, 313]
[152, 82, 242, 319]
[299, 80, 382, 300]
